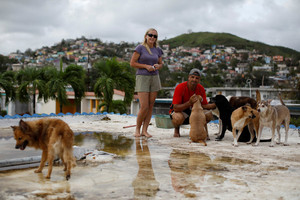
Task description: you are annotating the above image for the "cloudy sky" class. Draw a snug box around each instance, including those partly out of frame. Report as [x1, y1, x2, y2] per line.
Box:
[1, 0, 300, 56]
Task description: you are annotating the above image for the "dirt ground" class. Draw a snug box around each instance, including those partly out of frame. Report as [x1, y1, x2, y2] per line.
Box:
[1, 114, 300, 199]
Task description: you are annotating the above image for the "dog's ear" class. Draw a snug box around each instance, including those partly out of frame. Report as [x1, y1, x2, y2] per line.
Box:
[267, 99, 272, 105]
[19, 120, 31, 133]
[242, 106, 247, 112]
[11, 126, 17, 131]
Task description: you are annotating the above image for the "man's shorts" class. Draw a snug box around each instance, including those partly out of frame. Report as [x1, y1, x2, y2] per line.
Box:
[135, 75, 161, 92]
[170, 108, 191, 125]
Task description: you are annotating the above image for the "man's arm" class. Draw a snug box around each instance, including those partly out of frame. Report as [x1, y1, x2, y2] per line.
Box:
[202, 103, 216, 110]
[173, 94, 198, 112]
[173, 101, 191, 112]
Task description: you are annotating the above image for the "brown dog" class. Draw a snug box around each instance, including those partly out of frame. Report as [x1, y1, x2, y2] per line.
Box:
[189, 95, 207, 146]
[231, 106, 259, 147]
[11, 118, 76, 180]
[229, 96, 257, 109]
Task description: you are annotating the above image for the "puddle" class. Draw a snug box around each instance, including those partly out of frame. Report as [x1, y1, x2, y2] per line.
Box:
[0, 132, 296, 199]
[74, 132, 134, 157]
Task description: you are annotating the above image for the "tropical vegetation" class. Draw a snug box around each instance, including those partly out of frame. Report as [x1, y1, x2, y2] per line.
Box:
[0, 71, 16, 108]
[93, 57, 135, 114]
[46, 59, 86, 113]
[15, 67, 48, 114]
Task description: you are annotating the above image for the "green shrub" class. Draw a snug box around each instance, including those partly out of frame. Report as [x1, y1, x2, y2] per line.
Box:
[0, 110, 7, 117]
[290, 117, 300, 127]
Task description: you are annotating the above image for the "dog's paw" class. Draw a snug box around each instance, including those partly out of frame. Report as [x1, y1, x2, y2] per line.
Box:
[283, 143, 289, 146]
[215, 137, 223, 141]
[66, 175, 70, 180]
[232, 143, 239, 147]
[269, 144, 274, 147]
[253, 143, 259, 147]
[45, 175, 51, 179]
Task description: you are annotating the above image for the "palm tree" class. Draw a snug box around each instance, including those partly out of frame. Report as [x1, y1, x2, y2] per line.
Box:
[94, 57, 135, 114]
[47, 60, 85, 113]
[0, 71, 16, 108]
[16, 67, 47, 114]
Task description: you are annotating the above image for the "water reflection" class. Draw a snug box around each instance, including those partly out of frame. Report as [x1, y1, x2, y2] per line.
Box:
[74, 132, 134, 157]
[33, 173, 73, 199]
[168, 149, 227, 198]
[132, 139, 160, 199]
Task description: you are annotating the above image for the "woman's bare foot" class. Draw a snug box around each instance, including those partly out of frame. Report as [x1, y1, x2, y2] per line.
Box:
[134, 130, 141, 137]
[141, 132, 152, 138]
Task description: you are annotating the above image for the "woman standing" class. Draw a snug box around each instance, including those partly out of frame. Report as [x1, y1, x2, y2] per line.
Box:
[130, 28, 163, 138]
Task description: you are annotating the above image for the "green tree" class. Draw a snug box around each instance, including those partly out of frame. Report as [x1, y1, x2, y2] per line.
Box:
[0, 54, 18, 73]
[24, 48, 35, 57]
[94, 58, 135, 114]
[218, 62, 228, 70]
[159, 64, 172, 87]
[183, 60, 203, 75]
[232, 74, 252, 87]
[16, 67, 48, 114]
[0, 71, 16, 107]
[47, 60, 86, 113]
[230, 58, 239, 69]
[251, 71, 273, 87]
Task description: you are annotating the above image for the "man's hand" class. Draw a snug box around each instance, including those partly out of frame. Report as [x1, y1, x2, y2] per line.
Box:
[188, 94, 198, 106]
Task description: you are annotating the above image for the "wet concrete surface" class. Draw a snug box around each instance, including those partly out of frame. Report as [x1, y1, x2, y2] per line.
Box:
[0, 131, 299, 199]
[0, 137, 42, 160]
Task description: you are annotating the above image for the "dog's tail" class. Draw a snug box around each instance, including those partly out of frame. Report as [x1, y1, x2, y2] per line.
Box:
[278, 93, 286, 106]
[256, 90, 261, 104]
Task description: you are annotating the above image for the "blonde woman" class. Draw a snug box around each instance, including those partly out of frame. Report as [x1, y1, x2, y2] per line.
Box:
[130, 28, 163, 137]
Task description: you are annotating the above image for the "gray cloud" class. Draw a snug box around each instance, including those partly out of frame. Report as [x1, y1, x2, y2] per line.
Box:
[0, 0, 299, 55]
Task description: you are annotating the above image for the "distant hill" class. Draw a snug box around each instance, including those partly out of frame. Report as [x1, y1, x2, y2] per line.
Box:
[160, 32, 300, 58]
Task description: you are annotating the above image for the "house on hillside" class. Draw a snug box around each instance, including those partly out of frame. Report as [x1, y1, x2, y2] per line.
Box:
[235, 63, 249, 74]
[253, 65, 273, 72]
[273, 55, 284, 63]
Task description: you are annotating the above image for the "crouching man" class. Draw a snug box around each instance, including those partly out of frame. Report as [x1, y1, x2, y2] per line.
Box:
[169, 68, 216, 137]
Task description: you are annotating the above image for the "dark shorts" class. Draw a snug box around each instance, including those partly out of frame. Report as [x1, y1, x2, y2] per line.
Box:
[169, 108, 191, 125]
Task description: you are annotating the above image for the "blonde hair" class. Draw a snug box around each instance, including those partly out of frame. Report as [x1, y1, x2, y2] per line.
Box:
[142, 28, 159, 55]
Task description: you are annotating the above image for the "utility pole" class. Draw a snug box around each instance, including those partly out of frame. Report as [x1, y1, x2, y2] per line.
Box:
[87, 51, 92, 91]
[246, 79, 252, 97]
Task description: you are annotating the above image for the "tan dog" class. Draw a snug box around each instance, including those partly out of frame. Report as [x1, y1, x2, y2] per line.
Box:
[189, 95, 207, 146]
[231, 105, 259, 147]
[11, 118, 76, 180]
[256, 94, 290, 147]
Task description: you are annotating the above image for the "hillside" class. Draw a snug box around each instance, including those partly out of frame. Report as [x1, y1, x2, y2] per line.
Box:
[160, 32, 300, 58]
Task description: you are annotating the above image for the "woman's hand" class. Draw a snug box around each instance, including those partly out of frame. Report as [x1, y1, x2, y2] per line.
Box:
[146, 65, 156, 72]
[153, 64, 161, 70]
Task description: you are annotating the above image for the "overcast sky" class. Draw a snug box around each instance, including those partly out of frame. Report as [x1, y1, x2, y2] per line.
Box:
[1, 0, 300, 56]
